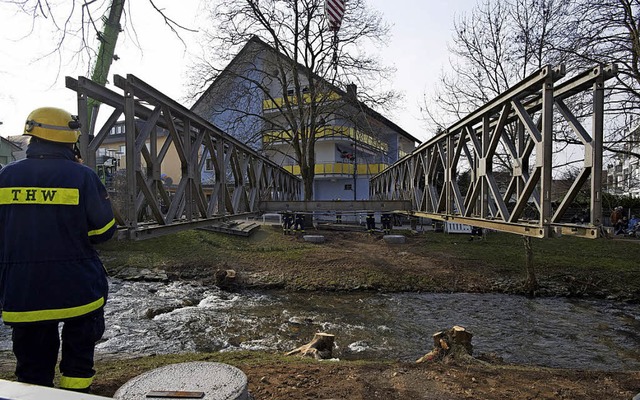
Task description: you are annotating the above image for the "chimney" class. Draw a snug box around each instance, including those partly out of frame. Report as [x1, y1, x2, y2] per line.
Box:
[346, 83, 357, 100]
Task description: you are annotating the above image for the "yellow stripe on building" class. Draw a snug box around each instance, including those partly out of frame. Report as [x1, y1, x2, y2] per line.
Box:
[283, 163, 388, 176]
[263, 125, 388, 152]
[263, 91, 342, 110]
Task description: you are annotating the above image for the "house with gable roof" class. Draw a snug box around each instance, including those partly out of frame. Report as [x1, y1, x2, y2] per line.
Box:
[192, 36, 420, 200]
[0, 136, 25, 167]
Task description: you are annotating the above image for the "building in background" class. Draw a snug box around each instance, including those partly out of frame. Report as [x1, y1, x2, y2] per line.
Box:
[605, 125, 640, 198]
[1, 136, 26, 166]
[191, 36, 419, 200]
[94, 121, 182, 187]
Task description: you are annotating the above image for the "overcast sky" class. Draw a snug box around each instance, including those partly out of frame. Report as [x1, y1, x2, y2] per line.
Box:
[0, 0, 477, 142]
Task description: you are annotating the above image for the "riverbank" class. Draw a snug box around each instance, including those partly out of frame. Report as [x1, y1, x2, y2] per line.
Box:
[1, 226, 638, 399]
[99, 225, 640, 301]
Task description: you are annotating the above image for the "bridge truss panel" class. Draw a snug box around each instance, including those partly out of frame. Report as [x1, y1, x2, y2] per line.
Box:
[67, 74, 302, 240]
[370, 64, 617, 239]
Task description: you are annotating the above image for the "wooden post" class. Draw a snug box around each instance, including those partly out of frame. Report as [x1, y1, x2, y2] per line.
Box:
[523, 235, 538, 296]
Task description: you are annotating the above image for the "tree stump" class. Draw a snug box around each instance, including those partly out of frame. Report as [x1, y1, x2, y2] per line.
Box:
[416, 325, 473, 363]
[215, 269, 237, 289]
[286, 333, 335, 360]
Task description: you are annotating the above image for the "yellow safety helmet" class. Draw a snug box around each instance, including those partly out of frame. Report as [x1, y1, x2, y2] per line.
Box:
[24, 107, 81, 143]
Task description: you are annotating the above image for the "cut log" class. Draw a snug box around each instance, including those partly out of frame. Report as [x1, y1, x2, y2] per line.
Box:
[417, 325, 474, 363]
[286, 333, 335, 360]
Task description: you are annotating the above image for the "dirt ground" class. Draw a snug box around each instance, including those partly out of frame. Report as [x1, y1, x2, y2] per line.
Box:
[93, 357, 640, 400]
[238, 361, 640, 400]
[2, 227, 639, 399]
[1, 350, 638, 400]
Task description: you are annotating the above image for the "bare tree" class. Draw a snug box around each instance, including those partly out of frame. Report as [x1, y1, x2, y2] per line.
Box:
[569, 0, 640, 160]
[2, 0, 197, 126]
[422, 0, 579, 177]
[188, 0, 398, 200]
[424, 0, 640, 164]
[424, 0, 577, 129]
[3, 0, 194, 75]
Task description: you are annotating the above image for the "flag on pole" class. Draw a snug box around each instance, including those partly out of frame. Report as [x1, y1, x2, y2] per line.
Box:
[326, 0, 346, 32]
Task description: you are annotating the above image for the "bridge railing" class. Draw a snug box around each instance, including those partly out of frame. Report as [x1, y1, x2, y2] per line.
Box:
[67, 74, 302, 239]
[370, 64, 618, 239]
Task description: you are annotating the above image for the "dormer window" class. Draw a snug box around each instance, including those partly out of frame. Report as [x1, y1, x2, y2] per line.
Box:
[286, 86, 309, 96]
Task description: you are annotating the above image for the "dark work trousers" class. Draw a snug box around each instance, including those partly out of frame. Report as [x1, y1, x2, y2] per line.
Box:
[11, 308, 105, 390]
[366, 215, 376, 232]
[294, 214, 305, 232]
[381, 214, 392, 234]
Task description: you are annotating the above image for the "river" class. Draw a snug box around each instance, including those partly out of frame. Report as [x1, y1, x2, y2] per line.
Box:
[1, 279, 639, 370]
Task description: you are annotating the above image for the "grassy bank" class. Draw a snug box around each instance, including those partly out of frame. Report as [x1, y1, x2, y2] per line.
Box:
[95, 226, 640, 300]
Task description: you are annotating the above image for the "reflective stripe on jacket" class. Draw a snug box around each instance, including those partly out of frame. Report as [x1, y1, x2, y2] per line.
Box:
[0, 140, 116, 325]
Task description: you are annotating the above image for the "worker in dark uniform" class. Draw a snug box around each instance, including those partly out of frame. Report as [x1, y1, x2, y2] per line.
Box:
[366, 212, 376, 233]
[381, 213, 392, 234]
[470, 226, 483, 241]
[282, 211, 294, 234]
[294, 212, 306, 233]
[335, 198, 342, 224]
[0, 107, 116, 392]
[393, 212, 402, 226]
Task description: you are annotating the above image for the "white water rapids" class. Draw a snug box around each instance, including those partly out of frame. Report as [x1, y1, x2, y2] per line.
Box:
[1, 279, 638, 370]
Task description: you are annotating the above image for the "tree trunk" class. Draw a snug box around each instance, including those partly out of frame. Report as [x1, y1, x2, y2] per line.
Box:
[300, 164, 315, 201]
[416, 326, 473, 363]
[523, 235, 538, 296]
[286, 333, 335, 360]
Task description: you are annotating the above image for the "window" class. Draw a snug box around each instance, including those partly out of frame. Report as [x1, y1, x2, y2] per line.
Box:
[110, 124, 125, 135]
[344, 184, 352, 190]
[205, 158, 214, 171]
[286, 86, 309, 96]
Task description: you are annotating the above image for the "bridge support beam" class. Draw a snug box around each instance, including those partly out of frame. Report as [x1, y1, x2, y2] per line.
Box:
[260, 200, 412, 213]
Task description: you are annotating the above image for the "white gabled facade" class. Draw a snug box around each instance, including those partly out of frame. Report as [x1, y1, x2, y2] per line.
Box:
[192, 37, 419, 200]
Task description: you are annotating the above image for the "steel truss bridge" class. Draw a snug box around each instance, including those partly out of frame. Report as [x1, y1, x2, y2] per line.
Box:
[67, 64, 616, 240]
[370, 64, 617, 239]
[67, 74, 302, 239]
